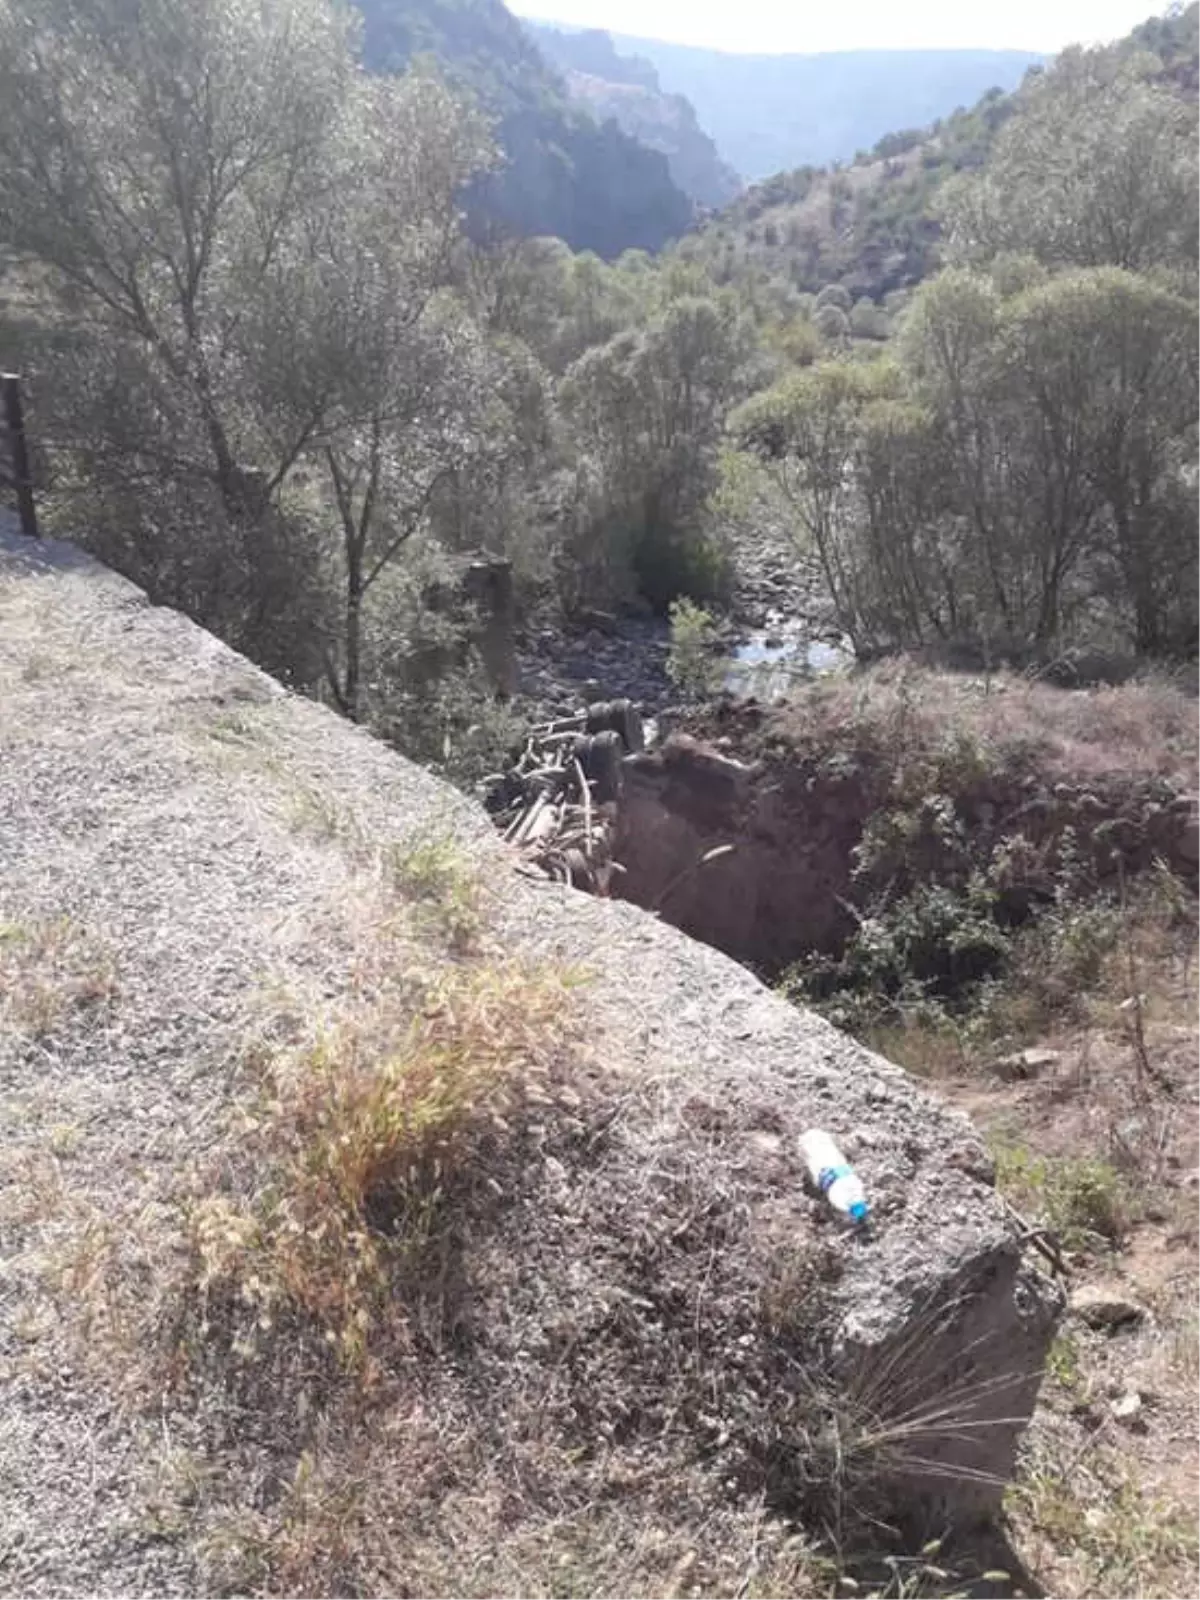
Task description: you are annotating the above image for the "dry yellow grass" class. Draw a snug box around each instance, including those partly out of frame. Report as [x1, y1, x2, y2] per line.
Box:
[183, 953, 584, 1374]
[770, 660, 1199, 792]
[0, 914, 119, 1040]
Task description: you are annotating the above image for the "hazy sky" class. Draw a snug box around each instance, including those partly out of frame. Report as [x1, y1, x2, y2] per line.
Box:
[510, 1, 1167, 54]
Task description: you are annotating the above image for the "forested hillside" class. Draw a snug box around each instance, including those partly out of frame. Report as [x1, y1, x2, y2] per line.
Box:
[716, 7, 1198, 660]
[674, 85, 1018, 305]
[355, 0, 693, 255]
[527, 23, 742, 209]
[0, 0, 1196, 779]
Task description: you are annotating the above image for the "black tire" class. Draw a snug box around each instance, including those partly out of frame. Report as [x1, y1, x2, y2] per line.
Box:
[573, 730, 624, 804]
[611, 698, 644, 753]
[585, 697, 644, 753]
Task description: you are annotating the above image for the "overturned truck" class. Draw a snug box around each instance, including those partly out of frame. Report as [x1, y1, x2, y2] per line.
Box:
[484, 698, 645, 893]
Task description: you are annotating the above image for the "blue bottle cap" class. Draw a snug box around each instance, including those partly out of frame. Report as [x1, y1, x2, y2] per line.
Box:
[849, 1200, 870, 1224]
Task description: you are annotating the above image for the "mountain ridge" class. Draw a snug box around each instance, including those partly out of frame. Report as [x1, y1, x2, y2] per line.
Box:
[528, 23, 742, 208]
[355, 0, 694, 255]
[527, 17, 1045, 178]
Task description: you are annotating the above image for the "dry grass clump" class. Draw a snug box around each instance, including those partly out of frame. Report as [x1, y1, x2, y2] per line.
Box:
[0, 913, 119, 1039]
[769, 660, 1197, 791]
[181, 956, 583, 1377]
[199, 1428, 833, 1600]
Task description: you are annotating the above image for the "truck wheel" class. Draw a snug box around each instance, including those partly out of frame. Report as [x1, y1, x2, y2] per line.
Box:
[573, 730, 624, 804]
[585, 697, 644, 753]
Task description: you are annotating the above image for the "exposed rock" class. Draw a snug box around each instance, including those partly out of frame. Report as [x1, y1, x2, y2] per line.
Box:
[1071, 1286, 1148, 1331]
[516, 613, 674, 719]
[996, 1048, 1061, 1081]
[1111, 1390, 1147, 1430]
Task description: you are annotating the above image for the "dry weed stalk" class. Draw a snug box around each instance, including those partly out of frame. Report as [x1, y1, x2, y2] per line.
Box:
[0, 913, 119, 1039]
[183, 958, 582, 1373]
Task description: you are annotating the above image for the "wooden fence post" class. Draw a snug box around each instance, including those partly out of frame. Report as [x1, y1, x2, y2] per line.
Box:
[2, 372, 40, 538]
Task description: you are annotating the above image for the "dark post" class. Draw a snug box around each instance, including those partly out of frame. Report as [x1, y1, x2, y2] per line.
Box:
[2, 372, 39, 538]
[463, 556, 517, 698]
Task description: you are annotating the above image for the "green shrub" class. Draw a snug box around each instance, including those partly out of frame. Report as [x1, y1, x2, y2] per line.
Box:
[814, 283, 853, 313]
[666, 598, 722, 699]
[784, 874, 1010, 1030]
[994, 1143, 1128, 1250]
[630, 520, 730, 613]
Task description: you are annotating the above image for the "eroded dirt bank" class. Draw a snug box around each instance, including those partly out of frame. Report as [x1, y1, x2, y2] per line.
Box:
[612, 678, 1198, 976]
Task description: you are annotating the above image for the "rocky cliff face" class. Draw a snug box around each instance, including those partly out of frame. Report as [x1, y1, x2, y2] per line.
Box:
[606, 31, 1045, 180]
[528, 23, 742, 210]
[355, 0, 695, 256]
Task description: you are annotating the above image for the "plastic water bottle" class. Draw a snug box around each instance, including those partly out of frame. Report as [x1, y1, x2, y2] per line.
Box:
[799, 1129, 870, 1224]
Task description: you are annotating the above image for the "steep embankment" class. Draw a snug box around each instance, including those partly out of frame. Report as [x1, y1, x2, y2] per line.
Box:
[1, 521, 1058, 1595]
[614, 670, 1199, 975]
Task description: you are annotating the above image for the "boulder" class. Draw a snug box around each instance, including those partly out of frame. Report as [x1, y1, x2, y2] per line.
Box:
[1071, 1285, 1148, 1331]
[996, 1048, 1061, 1081]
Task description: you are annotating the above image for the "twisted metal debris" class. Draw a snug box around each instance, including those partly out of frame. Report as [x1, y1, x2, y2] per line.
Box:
[484, 699, 644, 893]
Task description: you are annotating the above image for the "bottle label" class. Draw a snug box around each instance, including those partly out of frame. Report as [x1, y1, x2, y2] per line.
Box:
[818, 1164, 851, 1193]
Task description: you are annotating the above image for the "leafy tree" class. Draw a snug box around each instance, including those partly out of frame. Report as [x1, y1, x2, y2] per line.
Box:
[0, 0, 498, 709]
[267, 68, 495, 716]
[852, 396, 957, 644]
[898, 269, 1028, 640]
[941, 46, 1198, 284]
[813, 303, 850, 346]
[732, 360, 896, 648]
[0, 0, 355, 659]
[739, 260, 1198, 660]
[850, 297, 891, 340]
[814, 283, 853, 313]
[902, 263, 1198, 651]
[1005, 268, 1197, 653]
[0, 0, 353, 511]
[560, 295, 750, 609]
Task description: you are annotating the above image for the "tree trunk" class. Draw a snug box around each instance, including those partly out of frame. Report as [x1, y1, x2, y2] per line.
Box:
[344, 566, 363, 721]
[1109, 475, 1163, 658]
